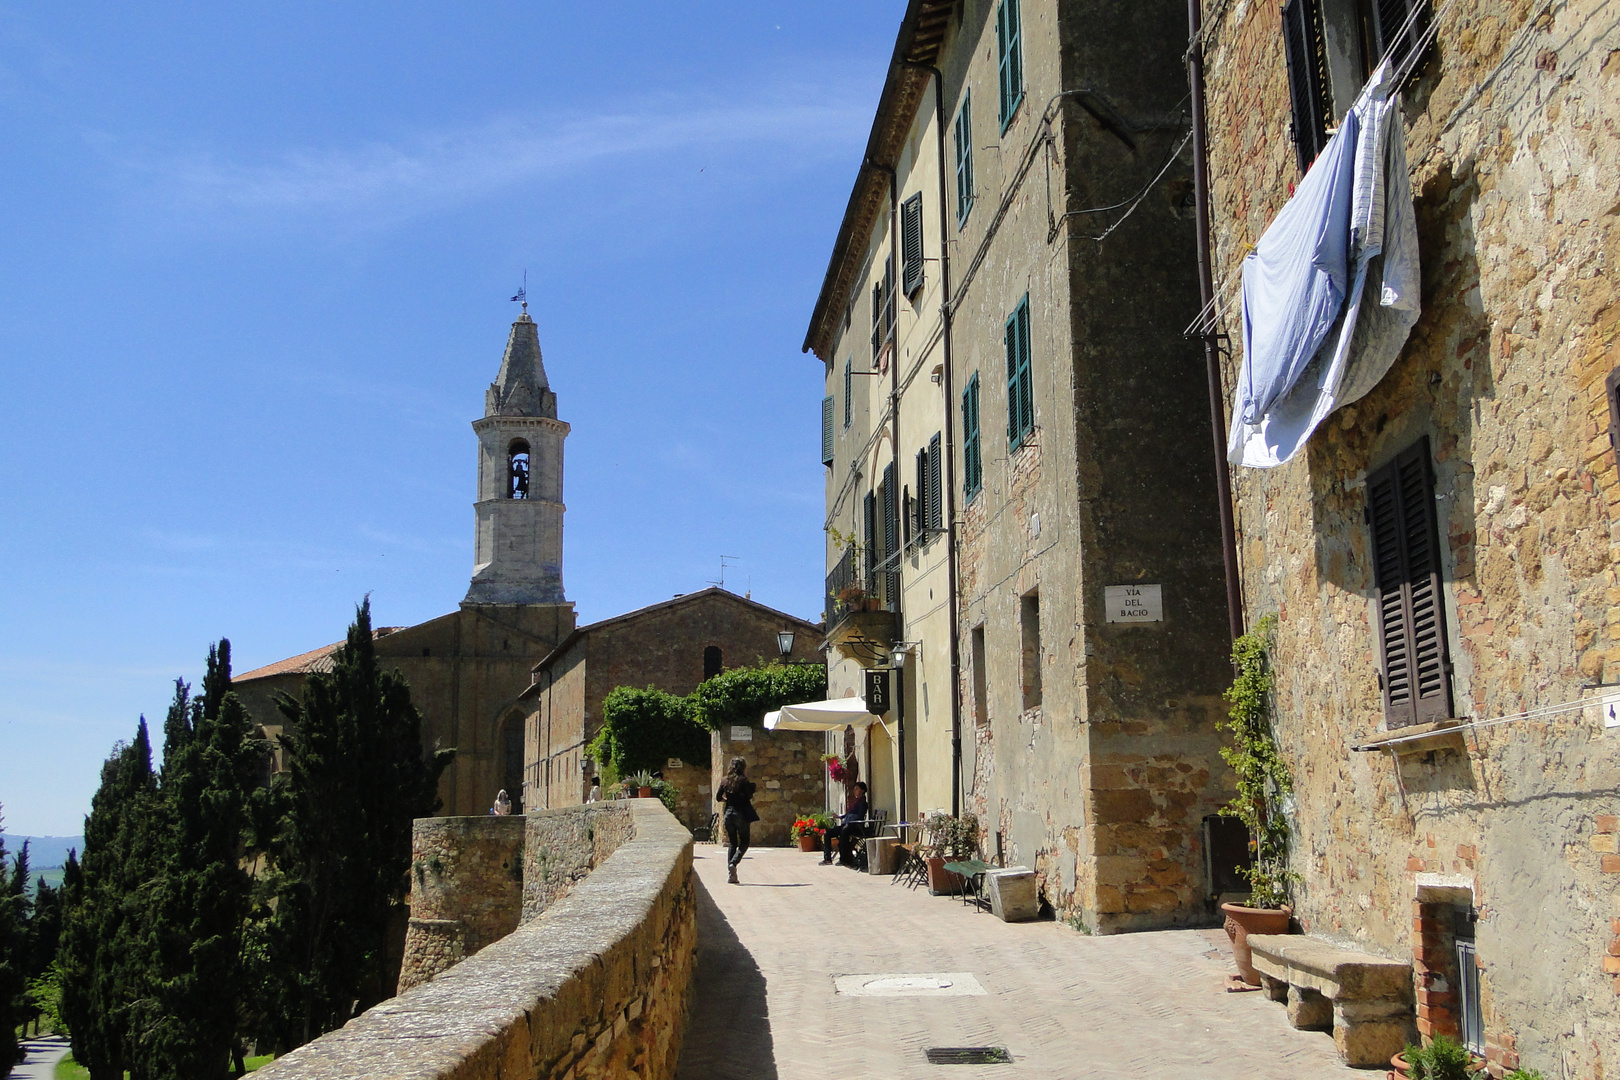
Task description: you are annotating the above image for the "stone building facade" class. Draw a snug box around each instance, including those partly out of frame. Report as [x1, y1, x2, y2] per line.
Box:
[1195, 0, 1620, 1072]
[520, 587, 823, 830]
[234, 313, 577, 816]
[805, 0, 1235, 931]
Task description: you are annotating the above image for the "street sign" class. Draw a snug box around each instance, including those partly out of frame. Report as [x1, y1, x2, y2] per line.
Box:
[865, 668, 892, 714]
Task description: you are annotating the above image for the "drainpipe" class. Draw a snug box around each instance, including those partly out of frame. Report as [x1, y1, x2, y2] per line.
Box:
[906, 60, 965, 819]
[871, 156, 907, 827]
[1187, 0, 1245, 643]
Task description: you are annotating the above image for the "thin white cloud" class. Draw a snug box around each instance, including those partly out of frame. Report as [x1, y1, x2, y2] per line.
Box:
[106, 90, 870, 232]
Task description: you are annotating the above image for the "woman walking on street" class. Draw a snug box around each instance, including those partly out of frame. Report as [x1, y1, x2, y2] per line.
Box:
[716, 756, 758, 884]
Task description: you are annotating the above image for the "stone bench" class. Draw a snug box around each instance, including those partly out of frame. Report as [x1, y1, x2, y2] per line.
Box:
[1246, 934, 1416, 1068]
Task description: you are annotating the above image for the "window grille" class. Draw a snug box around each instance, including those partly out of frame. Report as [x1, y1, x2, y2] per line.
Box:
[1367, 437, 1454, 726]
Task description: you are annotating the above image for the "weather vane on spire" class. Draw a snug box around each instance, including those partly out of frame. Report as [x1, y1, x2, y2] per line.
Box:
[510, 269, 528, 315]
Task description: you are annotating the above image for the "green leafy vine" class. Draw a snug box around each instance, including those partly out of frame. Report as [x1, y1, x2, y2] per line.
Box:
[1217, 614, 1297, 908]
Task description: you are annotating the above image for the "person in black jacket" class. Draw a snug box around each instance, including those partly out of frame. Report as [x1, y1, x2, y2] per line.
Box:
[823, 782, 869, 868]
[715, 756, 758, 884]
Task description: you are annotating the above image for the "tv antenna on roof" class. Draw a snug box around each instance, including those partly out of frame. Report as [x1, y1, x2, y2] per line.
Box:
[709, 555, 739, 591]
[509, 270, 528, 315]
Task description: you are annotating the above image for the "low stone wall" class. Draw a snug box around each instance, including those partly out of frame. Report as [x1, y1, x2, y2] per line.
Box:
[400, 816, 526, 992]
[258, 800, 694, 1080]
[523, 802, 634, 920]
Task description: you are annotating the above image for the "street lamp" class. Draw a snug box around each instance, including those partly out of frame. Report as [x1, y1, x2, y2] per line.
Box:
[777, 629, 795, 659]
[890, 641, 919, 668]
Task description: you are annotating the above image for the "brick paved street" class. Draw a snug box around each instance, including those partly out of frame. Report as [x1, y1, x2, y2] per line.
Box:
[675, 846, 1367, 1080]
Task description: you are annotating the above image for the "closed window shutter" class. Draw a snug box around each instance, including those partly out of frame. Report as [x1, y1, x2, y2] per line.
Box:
[863, 490, 878, 585]
[1281, 0, 1330, 175]
[914, 448, 929, 539]
[963, 375, 982, 498]
[881, 462, 900, 608]
[927, 433, 943, 531]
[821, 396, 835, 466]
[997, 0, 1023, 130]
[1006, 297, 1033, 448]
[843, 358, 853, 428]
[954, 93, 975, 227]
[901, 193, 925, 296]
[1368, 438, 1454, 727]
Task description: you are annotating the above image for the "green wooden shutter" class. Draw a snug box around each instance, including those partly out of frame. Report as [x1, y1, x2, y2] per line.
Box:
[1367, 437, 1454, 727]
[901, 193, 925, 296]
[863, 490, 878, 585]
[821, 395, 835, 466]
[1006, 296, 1033, 449]
[843, 357, 853, 428]
[927, 433, 943, 531]
[997, 0, 1023, 131]
[963, 374, 982, 499]
[954, 93, 974, 227]
[881, 463, 900, 609]
[915, 447, 929, 540]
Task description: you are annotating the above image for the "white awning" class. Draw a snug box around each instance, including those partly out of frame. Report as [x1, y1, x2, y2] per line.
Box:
[763, 697, 886, 733]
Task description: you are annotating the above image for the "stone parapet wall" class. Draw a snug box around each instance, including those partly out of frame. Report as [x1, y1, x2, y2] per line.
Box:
[257, 799, 694, 1080]
[400, 816, 526, 991]
[523, 802, 633, 921]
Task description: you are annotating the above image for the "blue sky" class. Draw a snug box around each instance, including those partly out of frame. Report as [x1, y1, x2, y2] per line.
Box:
[0, 2, 902, 836]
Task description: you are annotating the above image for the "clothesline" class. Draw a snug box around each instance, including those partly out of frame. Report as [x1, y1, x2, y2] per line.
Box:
[1184, 0, 1460, 342]
[1349, 691, 1618, 751]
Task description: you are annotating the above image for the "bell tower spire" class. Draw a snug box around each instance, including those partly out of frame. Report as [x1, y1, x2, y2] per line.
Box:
[463, 310, 568, 606]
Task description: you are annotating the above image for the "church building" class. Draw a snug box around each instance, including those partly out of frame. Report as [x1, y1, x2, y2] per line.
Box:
[233, 310, 577, 816]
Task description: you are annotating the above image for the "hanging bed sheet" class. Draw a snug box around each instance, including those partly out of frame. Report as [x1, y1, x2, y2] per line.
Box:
[1229, 60, 1421, 468]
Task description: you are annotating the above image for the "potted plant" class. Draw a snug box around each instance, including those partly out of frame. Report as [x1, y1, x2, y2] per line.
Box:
[1215, 615, 1299, 986]
[628, 770, 655, 799]
[648, 778, 678, 815]
[1389, 1035, 1489, 1079]
[825, 755, 849, 784]
[791, 817, 827, 852]
[921, 811, 979, 895]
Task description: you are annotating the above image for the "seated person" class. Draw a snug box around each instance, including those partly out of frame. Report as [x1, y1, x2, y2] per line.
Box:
[822, 782, 870, 867]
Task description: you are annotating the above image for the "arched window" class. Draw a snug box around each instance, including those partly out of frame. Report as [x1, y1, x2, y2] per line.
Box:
[703, 645, 723, 680]
[508, 439, 531, 500]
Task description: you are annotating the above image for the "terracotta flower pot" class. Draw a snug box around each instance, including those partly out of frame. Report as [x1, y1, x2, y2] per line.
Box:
[926, 856, 963, 896]
[638, 786, 654, 798]
[1220, 902, 1292, 985]
[1388, 1050, 1489, 1079]
[798, 834, 820, 852]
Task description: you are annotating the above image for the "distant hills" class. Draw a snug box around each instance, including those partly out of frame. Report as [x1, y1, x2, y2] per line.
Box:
[2, 834, 83, 891]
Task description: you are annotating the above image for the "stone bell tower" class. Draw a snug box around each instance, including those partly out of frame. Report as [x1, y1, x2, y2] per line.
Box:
[463, 312, 568, 606]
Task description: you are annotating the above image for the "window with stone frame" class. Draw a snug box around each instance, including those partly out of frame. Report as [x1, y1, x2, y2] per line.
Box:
[1020, 589, 1042, 711]
[1366, 436, 1455, 727]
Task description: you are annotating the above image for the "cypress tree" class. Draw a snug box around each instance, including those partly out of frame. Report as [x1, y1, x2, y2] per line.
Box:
[146, 641, 264, 1079]
[0, 811, 26, 1075]
[58, 722, 161, 1080]
[268, 599, 451, 1048]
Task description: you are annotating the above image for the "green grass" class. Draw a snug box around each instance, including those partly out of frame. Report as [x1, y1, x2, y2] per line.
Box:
[56, 1052, 274, 1077]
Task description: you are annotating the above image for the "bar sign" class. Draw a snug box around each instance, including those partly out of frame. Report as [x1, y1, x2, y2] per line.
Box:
[865, 668, 892, 714]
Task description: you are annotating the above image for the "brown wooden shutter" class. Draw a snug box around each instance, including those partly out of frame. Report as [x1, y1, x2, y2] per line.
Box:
[1367, 437, 1454, 726]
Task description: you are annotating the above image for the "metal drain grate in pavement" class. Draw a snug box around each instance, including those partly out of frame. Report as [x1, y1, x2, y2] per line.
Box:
[925, 1047, 1013, 1065]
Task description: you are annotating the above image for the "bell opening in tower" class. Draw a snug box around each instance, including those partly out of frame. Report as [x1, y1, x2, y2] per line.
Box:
[508, 439, 531, 500]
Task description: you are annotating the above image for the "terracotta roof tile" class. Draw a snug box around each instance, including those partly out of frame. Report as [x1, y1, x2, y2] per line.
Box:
[235, 628, 407, 682]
